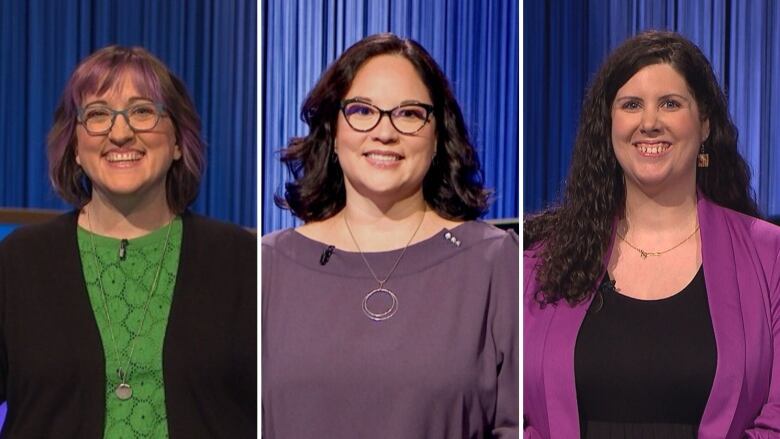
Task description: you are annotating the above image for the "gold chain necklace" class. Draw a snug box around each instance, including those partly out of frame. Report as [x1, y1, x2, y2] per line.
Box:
[343, 206, 426, 321]
[86, 209, 173, 400]
[617, 224, 700, 259]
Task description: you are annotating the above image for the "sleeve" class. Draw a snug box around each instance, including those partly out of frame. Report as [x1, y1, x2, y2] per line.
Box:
[522, 247, 548, 439]
[743, 249, 780, 438]
[490, 231, 520, 438]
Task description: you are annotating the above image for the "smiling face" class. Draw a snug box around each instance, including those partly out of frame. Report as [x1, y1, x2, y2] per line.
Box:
[75, 73, 181, 206]
[334, 54, 436, 206]
[611, 63, 710, 196]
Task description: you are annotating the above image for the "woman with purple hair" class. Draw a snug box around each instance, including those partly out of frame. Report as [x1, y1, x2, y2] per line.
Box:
[0, 46, 255, 437]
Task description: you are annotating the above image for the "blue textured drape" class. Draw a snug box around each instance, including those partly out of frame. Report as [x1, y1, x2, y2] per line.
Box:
[0, 0, 257, 227]
[262, 0, 519, 234]
[525, 0, 780, 217]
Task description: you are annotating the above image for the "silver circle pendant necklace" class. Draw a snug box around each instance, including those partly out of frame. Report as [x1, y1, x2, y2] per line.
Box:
[343, 206, 426, 321]
[86, 208, 173, 400]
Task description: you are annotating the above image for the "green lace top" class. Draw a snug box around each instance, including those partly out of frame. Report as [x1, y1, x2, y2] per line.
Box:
[77, 218, 182, 438]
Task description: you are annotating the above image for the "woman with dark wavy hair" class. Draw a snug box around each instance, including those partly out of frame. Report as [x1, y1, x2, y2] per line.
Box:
[0, 46, 255, 437]
[524, 30, 780, 438]
[263, 33, 518, 438]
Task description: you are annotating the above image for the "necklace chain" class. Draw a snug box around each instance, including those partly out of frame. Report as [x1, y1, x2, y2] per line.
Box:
[617, 223, 700, 259]
[343, 206, 427, 287]
[86, 209, 173, 398]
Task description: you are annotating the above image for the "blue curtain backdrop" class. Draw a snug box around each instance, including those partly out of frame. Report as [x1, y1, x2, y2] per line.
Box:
[525, 0, 780, 218]
[0, 0, 257, 227]
[262, 0, 519, 234]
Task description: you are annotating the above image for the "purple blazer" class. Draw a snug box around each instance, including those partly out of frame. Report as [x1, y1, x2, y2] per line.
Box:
[524, 196, 780, 439]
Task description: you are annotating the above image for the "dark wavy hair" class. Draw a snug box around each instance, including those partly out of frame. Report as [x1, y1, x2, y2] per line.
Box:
[276, 33, 490, 221]
[48, 45, 205, 214]
[525, 30, 759, 305]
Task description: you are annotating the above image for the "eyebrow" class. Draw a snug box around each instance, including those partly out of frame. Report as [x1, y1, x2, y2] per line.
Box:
[614, 93, 692, 103]
[347, 96, 432, 107]
[82, 96, 154, 107]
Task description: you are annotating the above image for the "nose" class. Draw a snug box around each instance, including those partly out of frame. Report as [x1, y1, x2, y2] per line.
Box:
[639, 107, 662, 135]
[371, 113, 400, 144]
[108, 113, 135, 146]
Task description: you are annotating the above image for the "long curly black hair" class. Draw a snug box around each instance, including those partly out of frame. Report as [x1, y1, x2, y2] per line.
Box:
[276, 33, 490, 221]
[525, 30, 759, 305]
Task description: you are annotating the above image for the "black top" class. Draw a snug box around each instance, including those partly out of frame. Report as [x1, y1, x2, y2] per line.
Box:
[574, 266, 717, 438]
[0, 212, 256, 438]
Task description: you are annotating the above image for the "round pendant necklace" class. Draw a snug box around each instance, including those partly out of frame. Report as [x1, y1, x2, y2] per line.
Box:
[343, 206, 426, 321]
[86, 209, 173, 400]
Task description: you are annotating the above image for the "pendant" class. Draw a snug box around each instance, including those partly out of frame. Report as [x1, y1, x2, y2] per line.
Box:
[115, 383, 132, 400]
[362, 288, 398, 321]
[639, 250, 648, 259]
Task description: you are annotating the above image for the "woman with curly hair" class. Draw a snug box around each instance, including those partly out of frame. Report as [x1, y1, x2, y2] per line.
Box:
[262, 33, 518, 438]
[524, 31, 780, 438]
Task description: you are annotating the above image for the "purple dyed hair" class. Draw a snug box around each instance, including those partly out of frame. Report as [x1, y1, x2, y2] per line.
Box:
[47, 45, 205, 213]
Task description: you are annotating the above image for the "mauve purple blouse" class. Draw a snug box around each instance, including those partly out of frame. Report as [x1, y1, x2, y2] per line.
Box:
[262, 221, 519, 438]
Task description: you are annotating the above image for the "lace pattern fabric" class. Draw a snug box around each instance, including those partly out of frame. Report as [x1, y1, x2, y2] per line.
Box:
[78, 218, 182, 438]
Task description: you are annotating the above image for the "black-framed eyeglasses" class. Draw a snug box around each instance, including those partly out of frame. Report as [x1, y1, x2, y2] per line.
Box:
[340, 98, 434, 135]
[77, 101, 167, 135]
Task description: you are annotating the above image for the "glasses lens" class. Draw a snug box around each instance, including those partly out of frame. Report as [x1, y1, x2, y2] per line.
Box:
[343, 102, 379, 131]
[128, 103, 161, 131]
[83, 107, 113, 133]
[391, 105, 429, 133]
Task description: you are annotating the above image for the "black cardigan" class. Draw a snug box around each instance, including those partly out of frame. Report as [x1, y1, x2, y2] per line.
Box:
[0, 212, 256, 438]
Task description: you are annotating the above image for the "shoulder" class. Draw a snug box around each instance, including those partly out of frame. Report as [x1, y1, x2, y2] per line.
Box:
[0, 212, 76, 255]
[461, 220, 518, 252]
[699, 200, 780, 303]
[457, 222, 519, 305]
[523, 241, 543, 262]
[182, 212, 255, 244]
[523, 242, 544, 280]
[456, 220, 517, 244]
[724, 207, 780, 240]
[261, 227, 297, 250]
[451, 221, 519, 274]
[260, 228, 309, 268]
[703, 201, 780, 253]
[180, 213, 256, 267]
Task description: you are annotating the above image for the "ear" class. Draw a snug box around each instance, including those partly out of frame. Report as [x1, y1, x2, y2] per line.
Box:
[701, 118, 710, 144]
[75, 147, 81, 166]
[173, 144, 182, 161]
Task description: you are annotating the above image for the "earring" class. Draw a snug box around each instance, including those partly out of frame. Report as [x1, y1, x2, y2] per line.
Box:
[697, 143, 709, 168]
